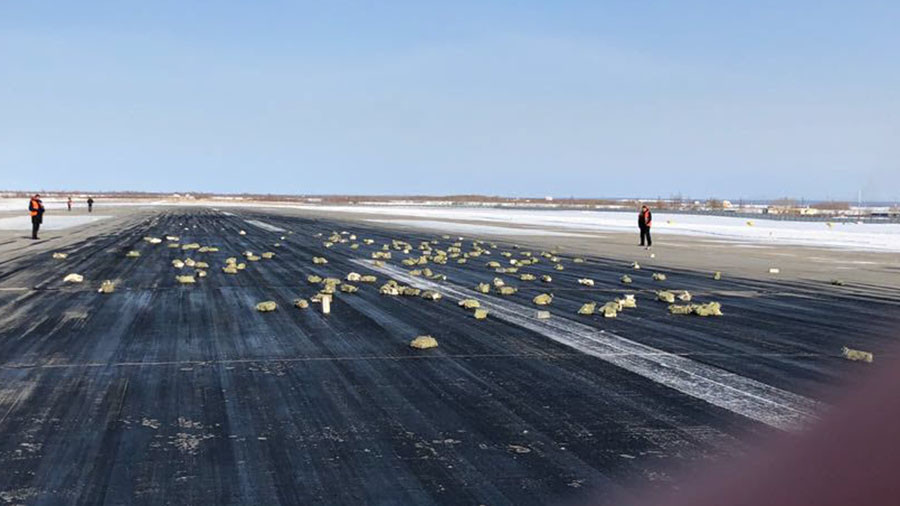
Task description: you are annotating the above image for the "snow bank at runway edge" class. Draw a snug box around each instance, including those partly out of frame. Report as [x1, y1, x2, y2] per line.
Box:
[306, 205, 900, 252]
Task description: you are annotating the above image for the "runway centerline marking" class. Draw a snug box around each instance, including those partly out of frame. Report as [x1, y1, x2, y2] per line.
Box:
[354, 259, 825, 431]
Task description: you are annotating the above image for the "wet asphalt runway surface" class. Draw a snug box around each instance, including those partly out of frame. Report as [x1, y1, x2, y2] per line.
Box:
[1, 209, 898, 505]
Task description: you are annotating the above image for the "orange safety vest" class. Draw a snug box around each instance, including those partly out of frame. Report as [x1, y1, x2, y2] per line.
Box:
[29, 198, 41, 217]
[640, 209, 652, 227]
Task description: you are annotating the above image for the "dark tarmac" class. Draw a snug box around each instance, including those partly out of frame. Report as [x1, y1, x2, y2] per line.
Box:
[1, 208, 898, 505]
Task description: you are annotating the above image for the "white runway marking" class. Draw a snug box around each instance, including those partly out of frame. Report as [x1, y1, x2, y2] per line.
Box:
[244, 219, 286, 232]
[354, 260, 824, 431]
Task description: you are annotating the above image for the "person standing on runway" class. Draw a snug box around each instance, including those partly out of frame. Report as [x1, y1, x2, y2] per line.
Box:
[638, 204, 652, 249]
[87, 196, 94, 213]
[29, 194, 45, 240]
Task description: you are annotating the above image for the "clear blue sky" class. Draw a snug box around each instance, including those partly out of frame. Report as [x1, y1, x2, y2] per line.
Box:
[2, 1, 898, 201]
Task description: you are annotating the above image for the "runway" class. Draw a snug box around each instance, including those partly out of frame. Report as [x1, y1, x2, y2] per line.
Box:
[1, 208, 897, 505]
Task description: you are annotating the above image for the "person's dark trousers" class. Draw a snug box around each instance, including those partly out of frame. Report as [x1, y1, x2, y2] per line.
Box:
[640, 226, 651, 246]
[31, 216, 41, 239]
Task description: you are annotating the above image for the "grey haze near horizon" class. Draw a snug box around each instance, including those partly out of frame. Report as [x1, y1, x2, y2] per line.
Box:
[1, 1, 898, 201]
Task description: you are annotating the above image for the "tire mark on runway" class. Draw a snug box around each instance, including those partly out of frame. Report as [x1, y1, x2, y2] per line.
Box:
[356, 259, 825, 432]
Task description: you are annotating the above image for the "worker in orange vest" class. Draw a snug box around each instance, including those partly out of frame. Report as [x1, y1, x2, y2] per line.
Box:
[29, 194, 45, 240]
[638, 204, 652, 248]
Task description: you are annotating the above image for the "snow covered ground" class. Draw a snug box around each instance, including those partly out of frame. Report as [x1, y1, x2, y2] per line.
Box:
[0, 198, 163, 212]
[0, 215, 111, 231]
[0, 198, 73, 212]
[311, 205, 900, 253]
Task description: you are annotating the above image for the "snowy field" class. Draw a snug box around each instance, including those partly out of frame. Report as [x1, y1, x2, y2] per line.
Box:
[0, 198, 98, 212]
[0, 215, 111, 231]
[0, 198, 167, 212]
[304, 205, 900, 253]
